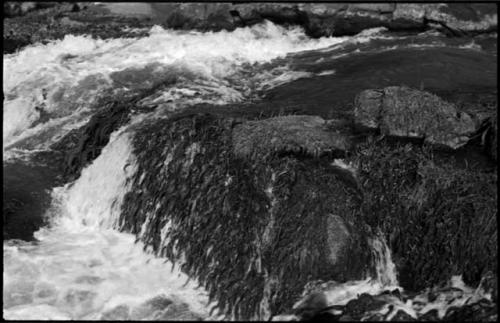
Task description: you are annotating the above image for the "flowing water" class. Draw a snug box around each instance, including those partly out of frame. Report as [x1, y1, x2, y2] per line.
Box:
[3, 21, 496, 320]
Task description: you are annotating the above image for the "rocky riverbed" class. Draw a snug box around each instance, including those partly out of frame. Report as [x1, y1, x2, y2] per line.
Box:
[3, 2, 497, 321]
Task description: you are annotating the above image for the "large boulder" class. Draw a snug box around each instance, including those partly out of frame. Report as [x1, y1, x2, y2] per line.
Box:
[354, 86, 477, 149]
[120, 113, 373, 319]
[232, 115, 352, 158]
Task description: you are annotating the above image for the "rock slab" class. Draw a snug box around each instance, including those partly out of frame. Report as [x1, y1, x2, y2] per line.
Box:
[232, 115, 352, 158]
[354, 86, 477, 149]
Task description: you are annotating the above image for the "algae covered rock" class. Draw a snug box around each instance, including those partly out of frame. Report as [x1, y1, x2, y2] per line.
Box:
[353, 140, 497, 291]
[120, 112, 372, 319]
[232, 115, 352, 158]
[483, 114, 497, 161]
[354, 86, 477, 149]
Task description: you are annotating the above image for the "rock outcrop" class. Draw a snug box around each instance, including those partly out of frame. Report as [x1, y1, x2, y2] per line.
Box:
[353, 140, 497, 291]
[232, 115, 352, 158]
[354, 86, 477, 149]
[147, 2, 496, 37]
[119, 112, 373, 319]
[4, 3, 497, 54]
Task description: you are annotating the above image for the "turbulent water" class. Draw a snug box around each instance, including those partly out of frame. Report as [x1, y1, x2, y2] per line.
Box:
[2, 21, 495, 320]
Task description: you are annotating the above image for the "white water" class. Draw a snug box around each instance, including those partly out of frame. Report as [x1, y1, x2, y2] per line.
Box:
[3, 21, 351, 152]
[283, 235, 492, 321]
[4, 21, 359, 320]
[3, 128, 218, 320]
[4, 19, 489, 321]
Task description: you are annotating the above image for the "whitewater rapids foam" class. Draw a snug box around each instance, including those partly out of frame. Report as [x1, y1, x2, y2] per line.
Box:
[2, 128, 216, 320]
[279, 236, 492, 321]
[3, 21, 350, 151]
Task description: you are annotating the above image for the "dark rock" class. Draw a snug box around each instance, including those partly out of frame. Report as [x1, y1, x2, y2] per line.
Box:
[120, 112, 373, 319]
[3, 158, 62, 241]
[307, 311, 338, 322]
[4, 3, 497, 55]
[59, 99, 131, 182]
[294, 292, 328, 320]
[4, 2, 37, 18]
[149, 3, 496, 37]
[390, 309, 416, 321]
[232, 115, 353, 159]
[354, 86, 477, 149]
[443, 299, 497, 321]
[344, 293, 386, 319]
[420, 309, 439, 321]
[483, 114, 497, 161]
[476, 271, 498, 303]
[353, 89, 384, 131]
[354, 140, 497, 291]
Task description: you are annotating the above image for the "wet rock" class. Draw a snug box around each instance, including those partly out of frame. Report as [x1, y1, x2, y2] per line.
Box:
[307, 310, 340, 322]
[354, 140, 497, 291]
[476, 271, 498, 303]
[483, 114, 497, 161]
[354, 86, 477, 149]
[156, 302, 202, 320]
[121, 112, 372, 319]
[3, 159, 62, 241]
[420, 309, 439, 321]
[426, 3, 498, 35]
[443, 298, 497, 321]
[343, 293, 386, 320]
[293, 292, 328, 319]
[232, 115, 352, 159]
[130, 295, 173, 319]
[3, 3, 151, 54]
[4, 2, 37, 18]
[390, 309, 416, 321]
[4, 3, 497, 55]
[150, 3, 496, 37]
[353, 89, 384, 131]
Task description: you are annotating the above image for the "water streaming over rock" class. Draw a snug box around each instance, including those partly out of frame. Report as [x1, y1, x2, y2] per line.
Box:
[3, 19, 497, 321]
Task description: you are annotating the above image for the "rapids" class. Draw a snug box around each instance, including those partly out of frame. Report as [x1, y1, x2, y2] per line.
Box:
[3, 20, 497, 320]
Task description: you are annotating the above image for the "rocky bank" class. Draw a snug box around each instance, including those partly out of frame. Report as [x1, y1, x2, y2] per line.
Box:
[3, 2, 497, 54]
[3, 2, 497, 321]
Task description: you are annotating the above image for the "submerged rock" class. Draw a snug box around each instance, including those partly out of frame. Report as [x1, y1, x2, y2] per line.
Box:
[232, 115, 352, 158]
[354, 86, 477, 149]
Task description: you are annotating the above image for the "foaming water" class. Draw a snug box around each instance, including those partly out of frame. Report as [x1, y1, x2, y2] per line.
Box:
[292, 236, 400, 311]
[281, 236, 492, 321]
[3, 21, 348, 150]
[3, 128, 215, 320]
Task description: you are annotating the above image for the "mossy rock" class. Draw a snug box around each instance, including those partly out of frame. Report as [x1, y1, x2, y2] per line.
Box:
[232, 115, 353, 159]
[353, 139, 497, 290]
[354, 86, 477, 149]
[120, 112, 373, 319]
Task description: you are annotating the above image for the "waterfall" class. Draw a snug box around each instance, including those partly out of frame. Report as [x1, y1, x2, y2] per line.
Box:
[3, 128, 214, 320]
[370, 235, 399, 287]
